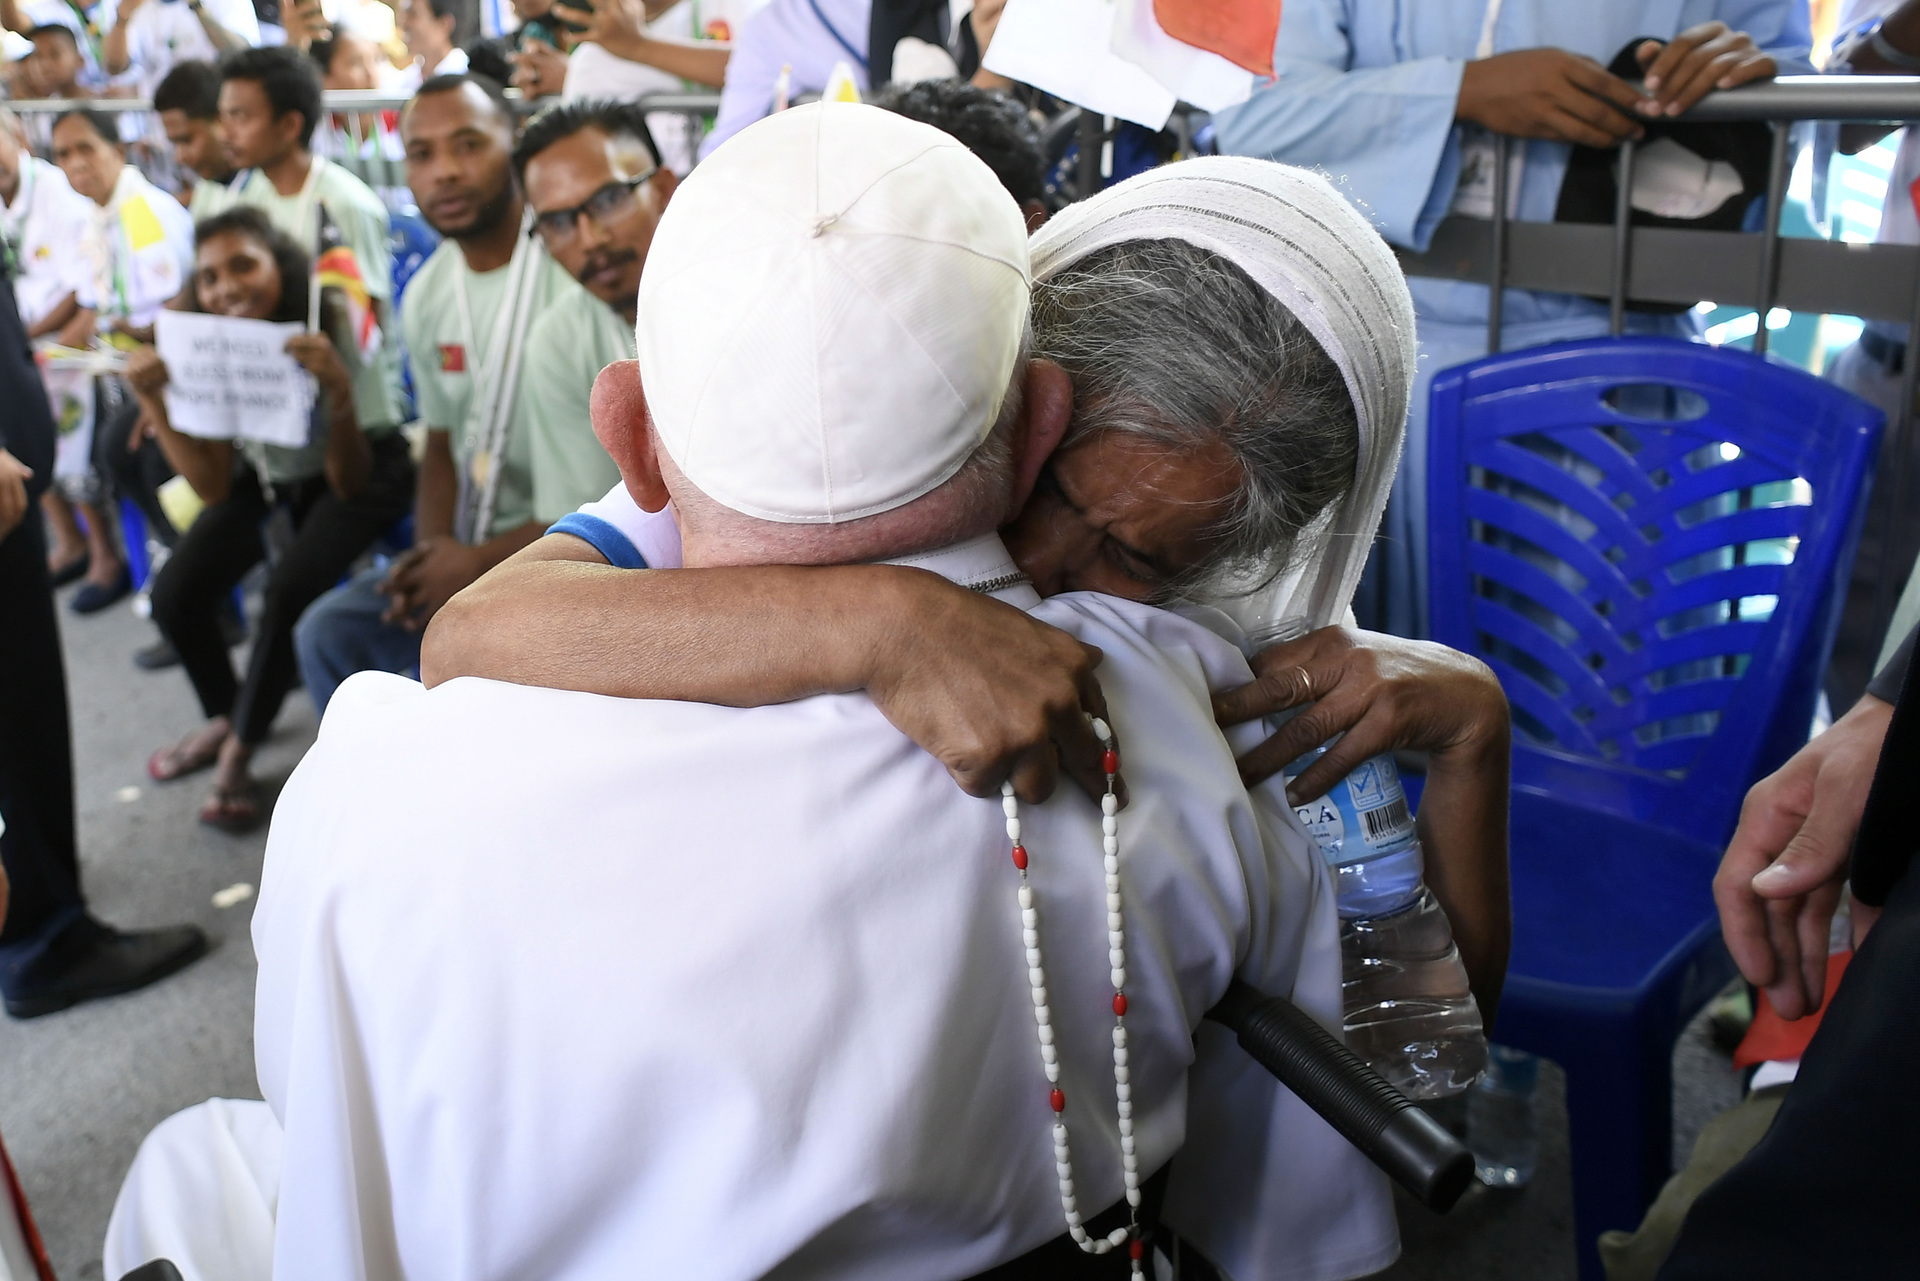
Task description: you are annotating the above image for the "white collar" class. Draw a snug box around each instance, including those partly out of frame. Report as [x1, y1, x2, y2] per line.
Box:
[880, 532, 1038, 607]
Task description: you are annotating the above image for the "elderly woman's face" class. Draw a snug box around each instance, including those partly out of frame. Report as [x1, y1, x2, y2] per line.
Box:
[1002, 431, 1242, 601]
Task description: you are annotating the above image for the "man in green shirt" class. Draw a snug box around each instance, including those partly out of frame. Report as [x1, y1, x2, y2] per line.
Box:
[154, 60, 243, 223]
[513, 98, 677, 524]
[216, 45, 404, 438]
[294, 76, 624, 713]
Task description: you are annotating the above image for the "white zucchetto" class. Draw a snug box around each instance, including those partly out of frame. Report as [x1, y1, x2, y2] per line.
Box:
[636, 101, 1033, 524]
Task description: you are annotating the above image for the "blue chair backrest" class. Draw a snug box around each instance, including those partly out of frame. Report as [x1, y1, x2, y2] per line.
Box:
[1429, 337, 1882, 845]
[388, 210, 441, 307]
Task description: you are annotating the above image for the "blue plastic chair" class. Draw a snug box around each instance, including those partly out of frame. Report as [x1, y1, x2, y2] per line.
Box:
[387, 210, 440, 306]
[1426, 337, 1882, 1279]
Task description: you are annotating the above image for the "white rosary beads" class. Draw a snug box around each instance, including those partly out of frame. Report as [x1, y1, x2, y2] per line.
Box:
[1000, 717, 1144, 1275]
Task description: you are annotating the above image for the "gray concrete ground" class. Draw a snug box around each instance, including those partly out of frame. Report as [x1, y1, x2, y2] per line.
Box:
[1, 579, 1746, 1281]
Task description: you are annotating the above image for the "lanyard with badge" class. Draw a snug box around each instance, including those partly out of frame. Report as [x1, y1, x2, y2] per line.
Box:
[287, 155, 329, 251]
[451, 211, 544, 544]
[1452, 0, 1524, 219]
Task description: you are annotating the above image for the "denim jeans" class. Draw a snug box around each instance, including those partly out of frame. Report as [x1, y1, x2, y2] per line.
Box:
[294, 565, 426, 718]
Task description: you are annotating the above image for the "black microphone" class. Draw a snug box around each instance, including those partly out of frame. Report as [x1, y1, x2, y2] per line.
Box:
[1204, 980, 1476, 1213]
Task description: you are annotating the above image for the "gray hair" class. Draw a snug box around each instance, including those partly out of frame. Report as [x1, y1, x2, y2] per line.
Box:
[1030, 237, 1358, 592]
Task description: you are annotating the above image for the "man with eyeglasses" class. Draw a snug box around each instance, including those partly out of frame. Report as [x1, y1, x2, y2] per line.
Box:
[293, 75, 620, 715]
[508, 99, 678, 539]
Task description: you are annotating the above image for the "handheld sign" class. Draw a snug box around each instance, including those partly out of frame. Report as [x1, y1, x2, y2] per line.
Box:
[154, 312, 316, 449]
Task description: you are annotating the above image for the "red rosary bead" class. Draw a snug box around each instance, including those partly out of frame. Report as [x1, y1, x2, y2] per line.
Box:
[1050, 1088, 1065, 1113]
[1011, 844, 1028, 870]
[1112, 992, 1127, 1016]
[1129, 1239, 1144, 1261]
[1102, 749, 1119, 775]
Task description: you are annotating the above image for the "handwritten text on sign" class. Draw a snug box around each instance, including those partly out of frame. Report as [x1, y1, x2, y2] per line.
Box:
[155, 312, 316, 449]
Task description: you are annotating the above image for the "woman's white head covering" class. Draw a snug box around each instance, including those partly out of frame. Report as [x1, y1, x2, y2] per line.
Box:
[1029, 156, 1417, 634]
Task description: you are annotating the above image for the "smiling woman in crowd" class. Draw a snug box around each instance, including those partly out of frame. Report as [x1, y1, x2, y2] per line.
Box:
[128, 206, 415, 830]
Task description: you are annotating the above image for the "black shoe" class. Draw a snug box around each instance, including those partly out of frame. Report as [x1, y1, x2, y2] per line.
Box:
[3, 917, 209, 1019]
[134, 637, 182, 670]
[49, 552, 90, 587]
[70, 567, 133, 615]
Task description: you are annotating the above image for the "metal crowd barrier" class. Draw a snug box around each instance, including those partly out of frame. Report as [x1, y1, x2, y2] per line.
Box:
[10, 77, 1915, 629]
[1398, 74, 1920, 651]
[2, 88, 723, 195]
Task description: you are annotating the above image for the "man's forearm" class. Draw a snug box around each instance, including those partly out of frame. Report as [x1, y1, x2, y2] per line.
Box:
[596, 33, 730, 86]
[1415, 732, 1512, 1025]
[26, 293, 78, 339]
[104, 20, 132, 73]
[421, 548, 898, 699]
[193, 2, 250, 51]
[1842, 0, 1920, 71]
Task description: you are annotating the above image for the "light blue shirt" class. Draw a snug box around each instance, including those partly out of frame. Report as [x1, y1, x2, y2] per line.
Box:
[1213, 0, 1814, 330]
[1212, 0, 1813, 638]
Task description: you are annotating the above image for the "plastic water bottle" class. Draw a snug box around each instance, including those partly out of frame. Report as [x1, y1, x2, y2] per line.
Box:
[1467, 1044, 1540, 1187]
[1248, 620, 1489, 1101]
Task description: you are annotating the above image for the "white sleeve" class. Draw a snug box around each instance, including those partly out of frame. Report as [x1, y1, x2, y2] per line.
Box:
[205, 0, 262, 45]
[573, 483, 685, 569]
[1162, 782, 1401, 1281]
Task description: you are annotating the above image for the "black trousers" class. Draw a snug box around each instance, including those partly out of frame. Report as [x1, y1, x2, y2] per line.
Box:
[94, 393, 180, 551]
[1656, 859, 1920, 1277]
[0, 513, 85, 967]
[149, 434, 413, 746]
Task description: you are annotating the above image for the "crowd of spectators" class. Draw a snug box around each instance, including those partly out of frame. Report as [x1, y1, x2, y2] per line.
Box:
[3, 0, 1920, 1276]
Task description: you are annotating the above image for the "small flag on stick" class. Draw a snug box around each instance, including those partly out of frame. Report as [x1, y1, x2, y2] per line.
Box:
[313, 205, 382, 360]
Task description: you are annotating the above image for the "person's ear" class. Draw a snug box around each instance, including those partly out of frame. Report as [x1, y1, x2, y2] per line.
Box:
[1007, 357, 1072, 516]
[1021, 199, 1049, 233]
[590, 360, 671, 512]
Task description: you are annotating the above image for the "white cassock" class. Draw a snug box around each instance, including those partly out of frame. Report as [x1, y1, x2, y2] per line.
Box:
[110, 534, 1395, 1281]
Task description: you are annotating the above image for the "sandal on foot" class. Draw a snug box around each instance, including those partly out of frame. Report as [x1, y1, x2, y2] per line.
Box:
[148, 732, 224, 782]
[198, 785, 262, 834]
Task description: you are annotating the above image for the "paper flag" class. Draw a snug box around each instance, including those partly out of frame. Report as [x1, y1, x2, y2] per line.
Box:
[1152, 0, 1280, 76]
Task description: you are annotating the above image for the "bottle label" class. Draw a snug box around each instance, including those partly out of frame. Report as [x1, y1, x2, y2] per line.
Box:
[1285, 750, 1418, 867]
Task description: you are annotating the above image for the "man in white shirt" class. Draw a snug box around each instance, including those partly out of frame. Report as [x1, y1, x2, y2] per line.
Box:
[397, 0, 473, 86]
[4, 0, 116, 95]
[105, 104, 1397, 1281]
[102, 0, 256, 98]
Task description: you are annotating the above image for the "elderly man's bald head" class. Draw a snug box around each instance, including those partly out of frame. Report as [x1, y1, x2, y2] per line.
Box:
[596, 102, 1054, 568]
[588, 350, 1072, 568]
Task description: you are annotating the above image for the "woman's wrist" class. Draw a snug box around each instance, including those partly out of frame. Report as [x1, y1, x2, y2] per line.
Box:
[849, 565, 937, 696]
